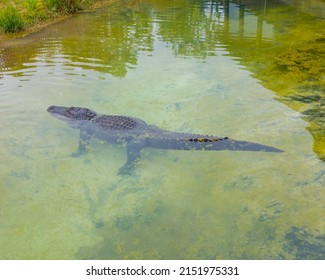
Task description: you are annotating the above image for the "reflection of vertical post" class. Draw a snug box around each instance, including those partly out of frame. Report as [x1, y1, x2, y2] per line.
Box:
[207, 0, 215, 40]
[209, 0, 213, 19]
[256, 0, 266, 44]
[224, 0, 230, 39]
[239, 1, 245, 40]
[256, 13, 263, 44]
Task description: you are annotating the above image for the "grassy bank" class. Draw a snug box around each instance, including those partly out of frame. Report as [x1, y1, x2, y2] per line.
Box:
[0, 0, 116, 34]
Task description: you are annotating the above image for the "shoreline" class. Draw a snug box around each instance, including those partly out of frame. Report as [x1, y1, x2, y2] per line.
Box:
[0, 0, 118, 43]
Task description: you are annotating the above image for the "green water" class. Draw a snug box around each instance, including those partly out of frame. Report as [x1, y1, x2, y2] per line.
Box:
[0, 0, 324, 259]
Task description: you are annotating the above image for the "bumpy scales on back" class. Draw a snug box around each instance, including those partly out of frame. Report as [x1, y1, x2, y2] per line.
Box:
[47, 106, 283, 174]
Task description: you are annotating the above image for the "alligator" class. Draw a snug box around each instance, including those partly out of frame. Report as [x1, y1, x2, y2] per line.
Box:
[47, 105, 283, 174]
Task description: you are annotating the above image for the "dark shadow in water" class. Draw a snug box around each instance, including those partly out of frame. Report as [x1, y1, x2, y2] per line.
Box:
[284, 227, 325, 260]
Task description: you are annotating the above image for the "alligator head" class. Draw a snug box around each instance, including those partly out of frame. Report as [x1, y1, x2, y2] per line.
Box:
[47, 105, 97, 120]
[47, 105, 98, 129]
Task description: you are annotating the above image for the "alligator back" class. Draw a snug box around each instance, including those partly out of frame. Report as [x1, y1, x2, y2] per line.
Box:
[92, 115, 147, 130]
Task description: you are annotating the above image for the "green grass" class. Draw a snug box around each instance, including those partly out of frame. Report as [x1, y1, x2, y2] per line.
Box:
[0, 0, 104, 33]
[44, 0, 83, 13]
[0, 6, 24, 33]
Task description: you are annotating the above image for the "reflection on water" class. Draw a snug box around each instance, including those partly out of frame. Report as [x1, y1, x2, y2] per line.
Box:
[0, 0, 324, 259]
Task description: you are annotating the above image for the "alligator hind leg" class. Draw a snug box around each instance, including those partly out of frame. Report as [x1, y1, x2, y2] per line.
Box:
[118, 139, 145, 175]
[71, 129, 91, 157]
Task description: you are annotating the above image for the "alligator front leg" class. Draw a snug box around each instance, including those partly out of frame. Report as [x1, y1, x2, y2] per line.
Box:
[118, 139, 145, 175]
[72, 129, 91, 157]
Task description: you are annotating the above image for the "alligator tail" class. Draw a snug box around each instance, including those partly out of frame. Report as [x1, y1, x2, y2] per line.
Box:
[183, 137, 283, 153]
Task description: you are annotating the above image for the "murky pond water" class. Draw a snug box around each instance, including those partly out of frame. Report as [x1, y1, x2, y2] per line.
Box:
[0, 0, 324, 259]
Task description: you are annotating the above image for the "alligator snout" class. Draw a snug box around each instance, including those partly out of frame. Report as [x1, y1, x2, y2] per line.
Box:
[47, 105, 56, 112]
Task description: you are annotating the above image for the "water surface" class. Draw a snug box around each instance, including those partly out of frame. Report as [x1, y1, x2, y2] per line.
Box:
[0, 0, 324, 259]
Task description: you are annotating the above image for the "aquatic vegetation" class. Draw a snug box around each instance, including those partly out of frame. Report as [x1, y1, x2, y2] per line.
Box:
[274, 37, 324, 84]
[273, 38, 325, 160]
